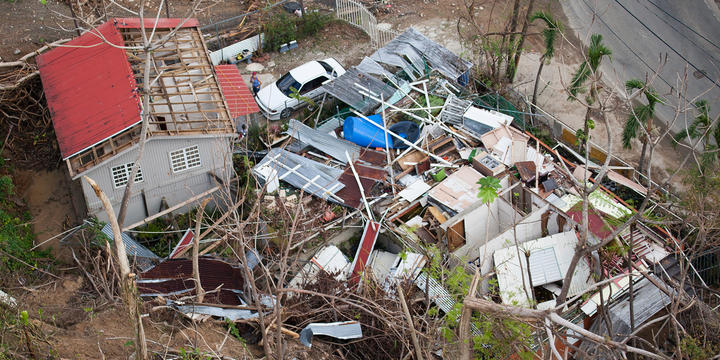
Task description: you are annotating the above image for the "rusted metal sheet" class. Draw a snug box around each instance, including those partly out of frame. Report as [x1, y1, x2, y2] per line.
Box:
[515, 160, 537, 183]
[353, 163, 386, 181]
[137, 257, 246, 305]
[358, 148, 386, 166]
[336, 171, 377, 209]
[349, 221, 380, 283]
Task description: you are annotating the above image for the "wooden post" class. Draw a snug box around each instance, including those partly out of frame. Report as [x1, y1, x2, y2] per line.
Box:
[193, 198, 210, 303]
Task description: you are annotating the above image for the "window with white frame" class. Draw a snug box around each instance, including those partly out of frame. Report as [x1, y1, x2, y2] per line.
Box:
[111, 163, 144, 188]
[169, 145, 201, 173]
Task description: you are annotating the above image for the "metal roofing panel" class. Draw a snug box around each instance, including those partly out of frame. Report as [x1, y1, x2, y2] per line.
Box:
[37, 21, 142, 159]
[286, 119, 360, 164]
[321, 68, 395, 113]
[528, 247, 563, 286]
[356, 56, 395, 78]
[101, 223, 159, 272]
[170, 302, 259, 321]
[494, 231, 593, 307]
[253, 148, 345, 201]
[386, 28, 473, 81]
[299, 321, 363, 348]
[214, 64, 260, 117]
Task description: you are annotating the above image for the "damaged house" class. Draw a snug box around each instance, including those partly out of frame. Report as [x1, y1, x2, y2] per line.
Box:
[37, 18, 240, 224]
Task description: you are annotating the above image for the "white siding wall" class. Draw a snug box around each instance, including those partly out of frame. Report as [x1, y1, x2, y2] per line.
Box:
[80, 136, 232, 225]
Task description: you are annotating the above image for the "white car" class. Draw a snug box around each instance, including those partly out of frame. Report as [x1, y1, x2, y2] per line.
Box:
[255, 58, 345, 120]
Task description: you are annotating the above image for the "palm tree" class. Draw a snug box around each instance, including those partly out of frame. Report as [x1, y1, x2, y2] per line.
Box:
[529, 11, 562, 114]
[674, 100, 720, 167]
[622, 79, 664, 175]
[568, 34, 612, 149]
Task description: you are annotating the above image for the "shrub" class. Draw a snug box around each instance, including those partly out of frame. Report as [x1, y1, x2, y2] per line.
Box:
[297, 12, 332, 38]
[263, 12, 297, 52]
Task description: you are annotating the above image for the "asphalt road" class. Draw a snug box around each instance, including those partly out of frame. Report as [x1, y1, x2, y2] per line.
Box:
[561, 0, 720, 133]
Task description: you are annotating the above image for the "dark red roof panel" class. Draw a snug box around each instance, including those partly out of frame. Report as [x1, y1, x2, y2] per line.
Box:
[37, 21, 141, 159]
[114, 17, 200, 29]
[567, 207, 615, 239]
[214, 64, 260, 118]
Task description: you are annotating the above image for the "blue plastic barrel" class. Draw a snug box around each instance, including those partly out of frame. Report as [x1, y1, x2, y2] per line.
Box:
[343, 114, 392, 148]
[343, 115, 421, 149]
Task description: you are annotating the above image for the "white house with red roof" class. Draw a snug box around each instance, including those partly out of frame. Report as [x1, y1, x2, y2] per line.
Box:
[37, 18, 258, 225]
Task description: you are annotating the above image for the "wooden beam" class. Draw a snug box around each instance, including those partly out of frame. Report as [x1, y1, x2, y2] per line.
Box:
[122, 186, 220, 231]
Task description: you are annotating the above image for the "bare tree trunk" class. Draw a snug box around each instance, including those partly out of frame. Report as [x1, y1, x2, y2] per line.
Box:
[84, 176, 147, 360]
[531, 56, 545, 114]
[509, 0, 536, 82]
[117, 4, 154, 228]
[638, 135, 649, 176]
[193, 198, 210, 303]
[397, 281, 423, 360]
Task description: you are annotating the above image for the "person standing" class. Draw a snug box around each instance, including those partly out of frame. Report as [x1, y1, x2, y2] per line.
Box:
[250, 72, 261, 95]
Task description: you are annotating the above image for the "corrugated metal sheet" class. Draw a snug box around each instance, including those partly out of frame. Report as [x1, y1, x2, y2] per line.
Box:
[299, 321, 363, 348]
[253, 149, 345, 201]
[494, 231, 594, 307]
[137, 257, 246, 305]
[101, 223, 159, 272]
[286, 119, 361, 164]
[37, 21, 141, 159]
[582, 275, 671, 357]
[114, 17, 200, 28]
[169, 301, 259, 321]
[381, 28, 473, 81]
[356, 57, 395, 78]
[321, 68, 395, 114]
[414, 272, 455, 314]
[528, 247, 563, 286]
[214, 64, 259, 118]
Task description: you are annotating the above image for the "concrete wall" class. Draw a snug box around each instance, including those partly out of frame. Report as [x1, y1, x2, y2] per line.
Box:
[79, 136, 232, 225]
[210, 34, 263, 65]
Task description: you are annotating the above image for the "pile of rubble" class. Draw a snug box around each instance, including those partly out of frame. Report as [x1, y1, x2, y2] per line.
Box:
[118, 28, 701, 357]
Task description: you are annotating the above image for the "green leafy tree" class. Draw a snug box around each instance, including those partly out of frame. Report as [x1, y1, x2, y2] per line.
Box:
[568, 34, 612, 148]
[477, 176, 502, 204]
[674, 100, 720, 168]
[529, 11, 562, 114]
[621, 79, 664, 175]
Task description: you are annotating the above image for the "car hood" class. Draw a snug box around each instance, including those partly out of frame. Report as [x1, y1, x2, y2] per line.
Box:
[256, 83, 290, 112]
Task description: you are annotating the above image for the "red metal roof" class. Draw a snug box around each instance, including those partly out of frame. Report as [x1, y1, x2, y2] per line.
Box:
[567, 206, 615, 239]
[37, 21, 141, 159]
[214, 65, 260, 118]
[114, 17, 200, 29]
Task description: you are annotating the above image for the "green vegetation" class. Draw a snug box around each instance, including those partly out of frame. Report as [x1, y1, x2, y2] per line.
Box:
[568, 34, 612, 147]
[423, 245, 534, 359]
[673, 99, 720, 169]
[263, 10, 333, 52]
[0, 158, 51, 278]
[622, 79, 664, 174]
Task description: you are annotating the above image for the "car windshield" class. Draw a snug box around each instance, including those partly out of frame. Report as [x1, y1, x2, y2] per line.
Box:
[276, 72, 302, 97]
[318, 60, 334, 74]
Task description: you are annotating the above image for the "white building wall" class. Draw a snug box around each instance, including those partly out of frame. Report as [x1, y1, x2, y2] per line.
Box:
[79, 135, 233, 225]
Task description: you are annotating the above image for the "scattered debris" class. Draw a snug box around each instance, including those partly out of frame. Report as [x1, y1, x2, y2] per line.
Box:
[299, 321, 363, 348]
